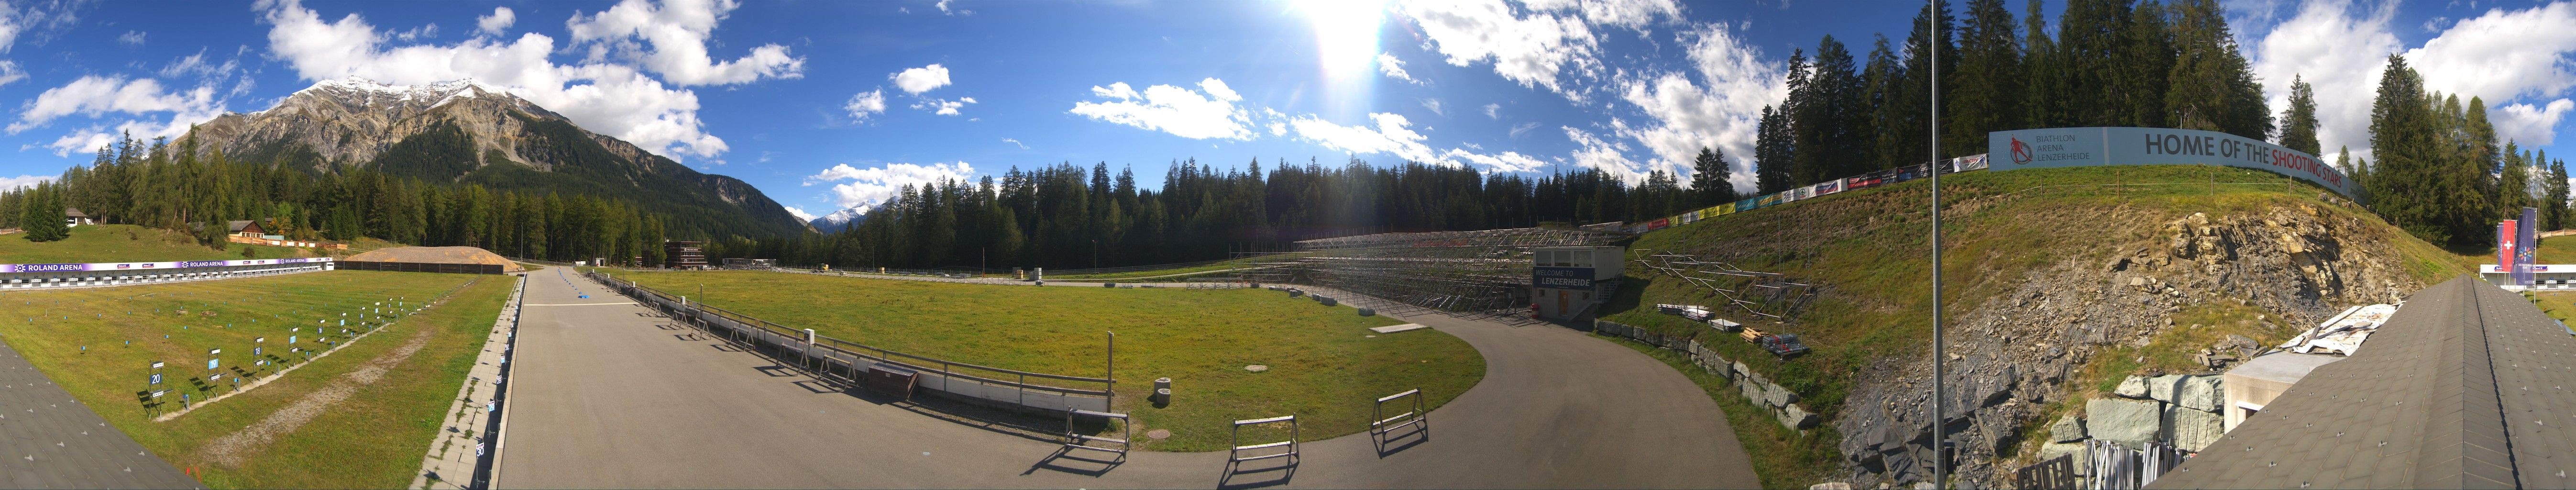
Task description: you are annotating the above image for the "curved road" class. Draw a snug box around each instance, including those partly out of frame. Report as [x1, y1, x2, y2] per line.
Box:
[498, 268, 1757, 488]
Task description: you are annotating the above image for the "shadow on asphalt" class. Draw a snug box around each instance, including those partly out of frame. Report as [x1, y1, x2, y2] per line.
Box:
[1217, 457, 1297, 489]
[1373, 424, 1429, 457]
[1024, 446, 1124, 477]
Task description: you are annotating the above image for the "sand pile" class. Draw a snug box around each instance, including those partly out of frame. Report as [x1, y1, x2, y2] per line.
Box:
[345, 246, 526, 272]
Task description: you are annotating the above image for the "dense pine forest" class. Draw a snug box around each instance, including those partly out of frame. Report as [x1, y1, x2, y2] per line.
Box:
[723, 158, 1707, 269]
[0, 134, 672, 265]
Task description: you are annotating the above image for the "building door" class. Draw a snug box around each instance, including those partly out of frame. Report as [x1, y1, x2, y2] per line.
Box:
[1554, 290, 1567, 315]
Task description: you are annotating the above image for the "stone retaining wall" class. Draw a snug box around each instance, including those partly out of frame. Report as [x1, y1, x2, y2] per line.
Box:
[1594, 321, 1816, 430]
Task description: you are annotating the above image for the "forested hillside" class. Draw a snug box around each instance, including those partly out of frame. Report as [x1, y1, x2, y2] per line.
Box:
[0, 135, 671, 265]
[721, 158, 1712, 269]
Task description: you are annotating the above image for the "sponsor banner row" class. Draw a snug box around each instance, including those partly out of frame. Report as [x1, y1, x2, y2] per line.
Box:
[1988, 126, 2356, 198]
[1621, 156, 1987, 234]
[1, 257, 333, 273]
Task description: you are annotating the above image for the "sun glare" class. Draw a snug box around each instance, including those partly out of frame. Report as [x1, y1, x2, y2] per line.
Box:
[1297, 0, 1389, 81]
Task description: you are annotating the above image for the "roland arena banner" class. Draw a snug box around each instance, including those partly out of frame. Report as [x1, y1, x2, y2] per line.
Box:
[0, 257, 331, 273]
[1988, 127, 2356, 198]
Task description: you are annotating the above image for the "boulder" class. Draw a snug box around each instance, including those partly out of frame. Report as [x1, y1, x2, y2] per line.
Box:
[2176, 375, 2224, 412]
[1778, 404, 1819, 429]
[2035, 442, 2087, 466]
[1764, 384, 1801, 407]
[2085, 398, 2163, 448]
[1740, 379, 1766, 406]
[2115, 376, 2150, 398]
[2048, 414, 2086, 443]
[2146, 375, 2192, 404]
[2165, 403, 2225, 451]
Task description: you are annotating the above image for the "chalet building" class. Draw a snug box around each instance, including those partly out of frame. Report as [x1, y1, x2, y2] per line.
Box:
[63, 208, 92, 226]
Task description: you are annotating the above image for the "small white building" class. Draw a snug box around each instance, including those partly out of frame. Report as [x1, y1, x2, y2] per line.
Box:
[1531, 246, 1624, 319]
[2479, 264, 2576, 290]
[63, 208, 92, 227]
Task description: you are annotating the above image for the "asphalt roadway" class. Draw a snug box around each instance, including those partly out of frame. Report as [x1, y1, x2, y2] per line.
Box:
[497, 268, 1759, 488]
[0, 335, 199, 488]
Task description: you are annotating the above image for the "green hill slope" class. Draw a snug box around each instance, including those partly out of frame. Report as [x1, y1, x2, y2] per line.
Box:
[0, 224, 327, 264]
[1600, 165, 2475, 487]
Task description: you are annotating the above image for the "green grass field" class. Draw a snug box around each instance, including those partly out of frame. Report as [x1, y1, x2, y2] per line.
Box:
[1043, 253, 1313, 281]
[0, 224, 323, 264]
[606, 269, 1484, 452]
[0, 270, 510, 488]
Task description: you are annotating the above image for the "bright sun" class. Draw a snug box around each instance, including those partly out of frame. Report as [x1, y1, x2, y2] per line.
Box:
[1295, 0, 1390, 81]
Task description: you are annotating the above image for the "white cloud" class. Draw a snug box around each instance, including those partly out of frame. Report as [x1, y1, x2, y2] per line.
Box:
[564, 0, 804, 86]
[892, 64, 951, 94]
[1002, 137, 1027, 149]
[2248, 0, 2399, 162]
[1563, 126, 1646, 182]
[935, 0, 970, 15]
[916, 97, 973, 115]
[1524, 0, 1682, 31]
[1377, 52, 1420, 83]
[392, 23, 436, 42]
[1610, 22, 1781, 192]
[0, 174, 55, 190]
[1396, 0, 1601, 95]
[2497, 99, 2575, 146]
[116, 30, 144, 46]
[1288, 112, 1541, 172]
[2405, 2, 2576, 108]
[844, 89, 886, 121]
[158, 50, 241, 80]
[477, 7, 516, 36]
[781, 204, 817, 222]
[10, 76, 220, 134]
[804, 161, 977, 209]
[256, 0, 777, 160]
[1507, 121, 1539, 138]
[1483, 102, 1500, 119]
[1420, 98, 1442, 115]
[1069, 78, 1255, 140]
[0, 61, 23, 87]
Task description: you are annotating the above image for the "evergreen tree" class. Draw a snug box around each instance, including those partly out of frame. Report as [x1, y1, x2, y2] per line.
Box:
[2501, 140, 2530, 217]
[2280, 75, 2322, 155]
[2163, 0, 2270, 139]
[1790, 36, 1865, 183]
[2550, 152, 2570, 230]
[1950, 0, 2023, 156]
[1756, 104, 1796, 194]
[2021, 0, 2069, 128]
[1689, 146, 1739, 206]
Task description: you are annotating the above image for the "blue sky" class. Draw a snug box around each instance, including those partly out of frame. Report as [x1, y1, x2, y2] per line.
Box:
[0, 0, 2569, 221]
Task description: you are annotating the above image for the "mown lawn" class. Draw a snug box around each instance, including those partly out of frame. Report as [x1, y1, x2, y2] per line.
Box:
[0, 224, 322, 264]
[607, 269, 1484, 452]
[0, 270, 510, 488]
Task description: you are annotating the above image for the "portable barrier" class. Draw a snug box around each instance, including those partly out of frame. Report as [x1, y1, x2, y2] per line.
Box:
[1371, 388, 1426, 437]
[1229, 415, 1300, 464]
[586, 271, 1116, 414]
[1063, 409, 1132, 461]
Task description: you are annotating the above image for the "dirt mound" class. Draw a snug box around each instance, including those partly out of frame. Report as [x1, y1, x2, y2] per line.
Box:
[346, 246, 525, 272]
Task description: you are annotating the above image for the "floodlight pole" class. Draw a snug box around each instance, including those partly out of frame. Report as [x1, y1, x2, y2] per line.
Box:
[1927, 0, 1948, 488]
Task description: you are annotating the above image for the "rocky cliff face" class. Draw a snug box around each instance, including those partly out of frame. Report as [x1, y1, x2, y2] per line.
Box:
[188, 77, 557, 171]
[1832, 201, 2429, 488]
[182, 76, 808, 237]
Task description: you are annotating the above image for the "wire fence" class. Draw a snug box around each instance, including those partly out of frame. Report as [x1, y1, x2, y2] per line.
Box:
[584, 271, 1116, 412]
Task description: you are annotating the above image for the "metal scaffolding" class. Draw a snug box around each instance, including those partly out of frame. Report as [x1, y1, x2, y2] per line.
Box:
[1247, 228, 1629, 312]
[1628, 248, 1816, 322]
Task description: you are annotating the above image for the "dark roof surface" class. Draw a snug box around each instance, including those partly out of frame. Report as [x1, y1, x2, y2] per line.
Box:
[2148, 275, 2576, 489]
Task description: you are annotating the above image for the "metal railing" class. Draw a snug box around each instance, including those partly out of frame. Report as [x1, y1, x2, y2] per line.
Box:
[1229, 415, 1300, 464]
[584, 271, 1116, 409]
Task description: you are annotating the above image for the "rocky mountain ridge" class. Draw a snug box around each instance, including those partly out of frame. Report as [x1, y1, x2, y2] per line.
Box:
[181, 76, 809, 238]
[808, 206, 868, 233]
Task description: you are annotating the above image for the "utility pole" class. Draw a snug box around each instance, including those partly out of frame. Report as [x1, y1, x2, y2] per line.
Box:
[1927, 1, 1948, 488]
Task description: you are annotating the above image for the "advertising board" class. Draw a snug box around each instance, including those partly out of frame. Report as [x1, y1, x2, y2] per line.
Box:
[1988, 127, 2355, 198]
[1532, 267, 1595, 290]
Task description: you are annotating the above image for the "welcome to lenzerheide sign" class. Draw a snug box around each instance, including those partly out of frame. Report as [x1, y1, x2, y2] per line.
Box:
[1988, 127, 2356, 199]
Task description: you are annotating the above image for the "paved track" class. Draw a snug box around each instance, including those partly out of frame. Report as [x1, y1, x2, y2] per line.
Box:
[0, 338, 199, 488]
[499, 268, 1756, 488]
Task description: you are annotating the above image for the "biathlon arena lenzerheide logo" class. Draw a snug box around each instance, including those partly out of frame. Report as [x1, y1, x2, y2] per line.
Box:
[2010, 136, 2033, 165]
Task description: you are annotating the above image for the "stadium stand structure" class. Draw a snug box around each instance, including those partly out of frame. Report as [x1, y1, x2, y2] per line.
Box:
[1242, 227, 1629, 312]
